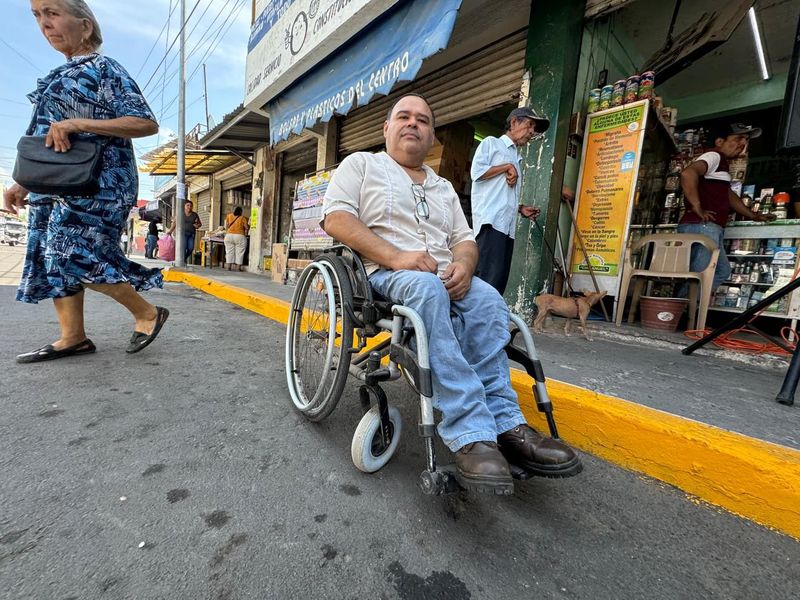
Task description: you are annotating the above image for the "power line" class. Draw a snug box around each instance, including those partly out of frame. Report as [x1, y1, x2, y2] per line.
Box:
[145, 0, 220, 97]
[135, 0, 181, 78]
[0, 96, 30, 106]
[140, 0, 203, 93]
[155, 0, 175, 152]
[155, 0, 247, 121]
[150, 0, 237, 108]
[0, 39, 44, 73]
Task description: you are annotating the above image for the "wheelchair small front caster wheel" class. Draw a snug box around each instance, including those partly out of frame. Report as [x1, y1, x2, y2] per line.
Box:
[418, 468, 462, 495]
[351, 405, 402, 473]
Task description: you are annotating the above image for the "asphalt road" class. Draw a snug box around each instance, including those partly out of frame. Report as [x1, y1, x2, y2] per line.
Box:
[1, 272, 798, 600]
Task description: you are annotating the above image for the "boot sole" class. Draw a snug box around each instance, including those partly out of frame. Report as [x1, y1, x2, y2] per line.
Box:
[454, 472, 514, 495]
[511, 456, 583, 479]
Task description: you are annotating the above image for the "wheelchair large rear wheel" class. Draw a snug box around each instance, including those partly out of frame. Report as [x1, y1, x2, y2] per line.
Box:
[285, 256, 353, 421]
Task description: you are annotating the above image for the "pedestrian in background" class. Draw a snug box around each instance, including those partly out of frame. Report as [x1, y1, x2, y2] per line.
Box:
[145, 220, 159, 259]
[3, 0, 168, 363]
[470, 107, 550, 294]
[224, 206, 249, 271]
[167, 200, 202, 264]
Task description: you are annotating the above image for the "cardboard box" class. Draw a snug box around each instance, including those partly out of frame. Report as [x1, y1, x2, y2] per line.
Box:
[271, 243, 287, 283]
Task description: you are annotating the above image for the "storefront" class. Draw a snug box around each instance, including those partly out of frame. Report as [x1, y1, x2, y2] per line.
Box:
[543, 0, 800, 335]
[245, 0, 535, 272]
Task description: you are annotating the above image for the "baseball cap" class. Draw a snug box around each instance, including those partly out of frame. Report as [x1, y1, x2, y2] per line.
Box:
[508, 106, 550, 133]
[713, 123, 762, 141]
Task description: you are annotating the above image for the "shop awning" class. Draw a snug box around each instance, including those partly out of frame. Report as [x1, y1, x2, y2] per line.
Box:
[200, 104, 269, 152]
[266, 0, 462, 146]
[140, 149, 239, 176]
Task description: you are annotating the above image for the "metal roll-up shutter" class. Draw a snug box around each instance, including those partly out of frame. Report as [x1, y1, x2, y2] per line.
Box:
[196, 189, 212, 228]
[221, 171, 252, 190]
[339, 30, 526, 156]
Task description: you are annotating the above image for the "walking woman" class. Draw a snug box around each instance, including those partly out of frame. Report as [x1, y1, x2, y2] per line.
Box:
[223, 206, 249, 271]
[3, 0, 168, 363]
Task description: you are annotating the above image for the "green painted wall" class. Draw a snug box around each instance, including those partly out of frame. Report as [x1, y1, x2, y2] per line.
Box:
[671, 74, 787, 123]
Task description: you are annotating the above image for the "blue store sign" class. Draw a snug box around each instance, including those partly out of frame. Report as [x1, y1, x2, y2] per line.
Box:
[267, 0, 462, 145]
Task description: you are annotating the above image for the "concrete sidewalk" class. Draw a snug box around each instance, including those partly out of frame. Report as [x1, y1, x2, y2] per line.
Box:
[148, 257, 800, 539]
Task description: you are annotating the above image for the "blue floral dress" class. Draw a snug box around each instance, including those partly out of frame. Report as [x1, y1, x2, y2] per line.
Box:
[17, 53, 163, 303]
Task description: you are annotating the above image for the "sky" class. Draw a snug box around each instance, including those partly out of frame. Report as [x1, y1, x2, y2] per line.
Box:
[0, 0, 252, 200]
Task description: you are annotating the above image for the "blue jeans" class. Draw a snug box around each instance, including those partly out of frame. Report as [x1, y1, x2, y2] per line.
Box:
[677, 222, 730, 291]
[183, 233, 195, 262]
[145, 234, 158, 258]
[368, 269, 526, 451]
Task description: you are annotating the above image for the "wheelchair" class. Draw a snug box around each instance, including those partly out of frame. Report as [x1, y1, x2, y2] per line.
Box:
[285, 246, 573, 495]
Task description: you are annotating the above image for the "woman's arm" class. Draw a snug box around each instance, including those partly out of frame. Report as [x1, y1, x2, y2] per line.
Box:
[46, 117, 159, 152]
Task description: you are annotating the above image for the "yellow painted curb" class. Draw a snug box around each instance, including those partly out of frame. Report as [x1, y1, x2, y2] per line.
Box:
[166, 270, 800, 540]
[514, 372, 800, 540]
[164, 270, 291, 323]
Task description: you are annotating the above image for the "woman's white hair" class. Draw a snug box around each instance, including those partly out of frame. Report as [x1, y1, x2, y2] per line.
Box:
[60, 0, 103, 50]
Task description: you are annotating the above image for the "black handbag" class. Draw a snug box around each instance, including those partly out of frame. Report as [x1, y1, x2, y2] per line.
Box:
[13, 135, 107, 196]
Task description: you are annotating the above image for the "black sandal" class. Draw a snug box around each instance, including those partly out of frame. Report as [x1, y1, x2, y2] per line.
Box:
[126, 307, 170, 354]
[17, 339, 97, 364]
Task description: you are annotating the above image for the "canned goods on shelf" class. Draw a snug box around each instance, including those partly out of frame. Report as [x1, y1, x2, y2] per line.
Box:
[624, 75, 640, 104]
[639, 71, 655, 100]
[611, 80, 625, 107]
[599, 85, 613, 110]
[587, 88, 601, 113]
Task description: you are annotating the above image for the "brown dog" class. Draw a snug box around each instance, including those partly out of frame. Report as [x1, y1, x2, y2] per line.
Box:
[532, 290, 607, 340]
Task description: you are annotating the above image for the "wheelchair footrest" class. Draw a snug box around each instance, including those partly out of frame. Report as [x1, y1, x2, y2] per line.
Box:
[509, 463, 533, 481]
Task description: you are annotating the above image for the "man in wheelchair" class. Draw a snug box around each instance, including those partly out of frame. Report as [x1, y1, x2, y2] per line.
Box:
[320, 94, 581, 494]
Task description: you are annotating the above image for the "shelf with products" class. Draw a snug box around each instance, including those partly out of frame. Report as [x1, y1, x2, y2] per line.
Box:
[714, 242, 799, 318]
[708, 306, 791, 319]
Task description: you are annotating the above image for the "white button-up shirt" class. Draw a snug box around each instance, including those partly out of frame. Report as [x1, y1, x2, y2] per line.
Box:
[322, 152, 474, 276]
[469, 134, 521, 239]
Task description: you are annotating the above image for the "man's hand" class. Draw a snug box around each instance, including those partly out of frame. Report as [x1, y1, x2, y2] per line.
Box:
[440, 260, 472, 301]
[694, 208, 716, 223]
[519, 205, 540, 220]
[46, 119, 86, 153]
[391, 250, 438, 273]
[505, 164, 518, 187]
[3, 184, 29, 214]
[754, 213, 777, 222]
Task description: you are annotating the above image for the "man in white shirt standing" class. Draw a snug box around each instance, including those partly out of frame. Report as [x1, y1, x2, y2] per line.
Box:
[470, 107, 550, 294]
[321, 94, 580, 495]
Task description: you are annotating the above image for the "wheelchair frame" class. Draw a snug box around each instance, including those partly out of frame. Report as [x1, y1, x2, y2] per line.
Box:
[285, 246, 563, 495]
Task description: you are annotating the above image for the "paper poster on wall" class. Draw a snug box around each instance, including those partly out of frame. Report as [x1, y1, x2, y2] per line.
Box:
[570, 102, 648, 282]
[250, 206, 259, 233]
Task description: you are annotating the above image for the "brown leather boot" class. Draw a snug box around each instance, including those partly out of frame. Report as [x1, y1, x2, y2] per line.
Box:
[497, 424, 582, 478]
[454, 441, 514, 495]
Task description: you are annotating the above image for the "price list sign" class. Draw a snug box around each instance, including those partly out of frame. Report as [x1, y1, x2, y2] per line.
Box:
[570, 102, 647, 284]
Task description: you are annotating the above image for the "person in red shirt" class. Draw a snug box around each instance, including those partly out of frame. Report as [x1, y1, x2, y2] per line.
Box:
[678, 123, 775, 291]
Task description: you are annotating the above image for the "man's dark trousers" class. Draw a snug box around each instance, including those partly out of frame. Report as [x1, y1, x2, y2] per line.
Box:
[475, 224, 515, 294]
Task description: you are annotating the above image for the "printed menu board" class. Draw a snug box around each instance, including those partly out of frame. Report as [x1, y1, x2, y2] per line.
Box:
[569, 101, 648, 292]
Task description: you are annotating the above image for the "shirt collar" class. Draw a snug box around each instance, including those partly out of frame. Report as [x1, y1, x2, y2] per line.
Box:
[499, 134, 516, 149]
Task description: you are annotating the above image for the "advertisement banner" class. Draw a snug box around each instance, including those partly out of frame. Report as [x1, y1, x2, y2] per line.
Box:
[245, 0, 399, 109]
[266, 0, 461, 145]
[570, 102, 648, 282]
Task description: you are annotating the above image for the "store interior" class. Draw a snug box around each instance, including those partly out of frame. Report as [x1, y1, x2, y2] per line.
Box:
[562, 0, 799, 335]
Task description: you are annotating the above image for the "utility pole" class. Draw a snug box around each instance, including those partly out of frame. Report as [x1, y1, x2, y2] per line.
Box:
[175, 0, 187, 267]
[203, 63, 210, 131]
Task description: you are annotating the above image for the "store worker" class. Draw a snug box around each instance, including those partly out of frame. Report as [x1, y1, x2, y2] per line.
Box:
[678, 123, 775, 290]
[469, 106, 549, 294]
[321, 94, 581, 495]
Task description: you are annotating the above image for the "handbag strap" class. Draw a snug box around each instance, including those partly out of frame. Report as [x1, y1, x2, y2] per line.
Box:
[26, 59, 113, 150]
[226, 215, 241, 231]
